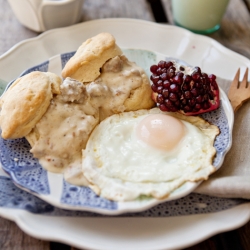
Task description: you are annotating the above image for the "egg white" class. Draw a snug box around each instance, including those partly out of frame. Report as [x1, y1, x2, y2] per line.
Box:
[82, 108, 220, 201]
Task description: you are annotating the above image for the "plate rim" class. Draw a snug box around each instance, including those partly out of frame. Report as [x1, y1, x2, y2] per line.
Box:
[1, 18, 250, 83]
[0, 202, 249, 250]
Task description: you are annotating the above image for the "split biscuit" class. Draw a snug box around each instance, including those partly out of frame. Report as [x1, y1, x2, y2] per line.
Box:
[61, 32, 123, 83]
[124, 70, 155, 112]
[0, 71, 62, 139]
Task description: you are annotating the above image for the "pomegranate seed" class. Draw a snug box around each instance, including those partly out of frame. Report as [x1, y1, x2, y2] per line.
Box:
[177, 72, 184, 77]
[159, 104, 169, 111]
[162, 89, 169, 98]
[199, 88, 205, 95]
[156, 80, 163, 86]
[211, 81, 218, 90]
[182, 83, 190, 91]
[191, 88, 199, 96]
[195, 82, 203, 89]
[195, 103, 201, 110]
[151, 84, 157, 92]
[181, 99, 187, 105]
[184, 75, 192, 83]
[163, 80, 171, 89]
[196, 95, 203, 103]
[192, 72, 201, 81]
[175, 100, 181, 107]
[202, 73, 208, 79]
[166, 61, 174, 69]
[167, 69, 175, 79]
[173, 75, 183, 85]
[169, 83, 180, 93]
[165, 99, 174, 107]
[188, 98, 196, 107]
[179, 66, 185, 71]
[203, 102, 210, 109]
[205, 79, 210, 85]
[170, 106, 178, 112]
[194, 67, 201, 73]
[151, 75, 160, 84]
[158, 60, 166, 68]
[156, 68, 162, 75]
[161, 73, 168, 81]
[208, 91, 214, 99]
[183, 105, 192, 112]
[169, 93, 178, 102]
[161, 68, 167, 74]
[156, 86, 163, 94]
[203, 94, 209, 101]
[157, 94, 164, 104]
[208, 74, 216, 80]
[184, 91, 192, 99]
[169, 66, 176, 71]
[150, 65, 158, 74]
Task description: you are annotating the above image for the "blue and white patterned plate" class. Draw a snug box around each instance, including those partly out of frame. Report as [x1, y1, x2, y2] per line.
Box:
[0, 49, 234, 214]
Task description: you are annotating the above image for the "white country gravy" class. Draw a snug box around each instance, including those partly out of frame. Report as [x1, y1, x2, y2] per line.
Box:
[26, 55, 150, 185]
[26, 78, 99, 185]
[87, 55, 150, 121]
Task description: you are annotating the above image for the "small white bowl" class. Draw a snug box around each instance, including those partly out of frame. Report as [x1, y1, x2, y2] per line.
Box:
[7, 0, 84, 32]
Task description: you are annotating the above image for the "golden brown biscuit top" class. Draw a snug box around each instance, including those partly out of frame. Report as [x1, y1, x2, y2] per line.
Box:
[0, 71, 62, 139]
[61, 32, 123, 83]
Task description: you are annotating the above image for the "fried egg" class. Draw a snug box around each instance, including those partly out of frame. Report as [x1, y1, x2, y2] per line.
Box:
[82, 108, 220, 201]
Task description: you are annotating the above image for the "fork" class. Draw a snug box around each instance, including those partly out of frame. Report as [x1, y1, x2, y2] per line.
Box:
[228, 68, 250, 112]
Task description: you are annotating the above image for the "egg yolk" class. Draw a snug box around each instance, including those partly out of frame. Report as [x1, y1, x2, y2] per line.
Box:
[136, 114, 185, 151]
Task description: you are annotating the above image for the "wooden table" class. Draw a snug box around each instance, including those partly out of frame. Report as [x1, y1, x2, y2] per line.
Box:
[0, 0, 250, 249]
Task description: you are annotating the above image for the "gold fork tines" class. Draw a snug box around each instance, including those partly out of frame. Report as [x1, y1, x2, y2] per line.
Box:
[228, 68, 250, 112]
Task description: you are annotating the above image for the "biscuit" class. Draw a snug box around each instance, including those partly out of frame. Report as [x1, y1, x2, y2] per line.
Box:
[87, 54, 155, 121]
[124, 69, 155, 112]
[0, 71, 62, 139]
[61, 32, 123, 83]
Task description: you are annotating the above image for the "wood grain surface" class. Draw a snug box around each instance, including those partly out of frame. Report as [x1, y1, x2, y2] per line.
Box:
[0, 0, 250, 249]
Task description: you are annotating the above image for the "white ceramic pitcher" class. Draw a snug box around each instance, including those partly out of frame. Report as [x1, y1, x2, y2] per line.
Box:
[7, 0, 84, 32]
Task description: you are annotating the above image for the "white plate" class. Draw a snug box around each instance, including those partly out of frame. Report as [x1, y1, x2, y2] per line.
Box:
[0, 166, 250, 250]
[0, 48, 233, 214]
[0, 18, 250, 249]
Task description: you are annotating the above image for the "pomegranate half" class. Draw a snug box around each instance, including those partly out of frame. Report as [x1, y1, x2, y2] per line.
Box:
[150, 60, 220, 115]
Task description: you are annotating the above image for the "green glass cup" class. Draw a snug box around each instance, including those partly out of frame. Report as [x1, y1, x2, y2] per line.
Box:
[171, 0, 229, 34]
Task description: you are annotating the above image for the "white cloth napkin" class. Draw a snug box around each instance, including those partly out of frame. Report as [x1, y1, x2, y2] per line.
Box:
[195, 78, 250, 199]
